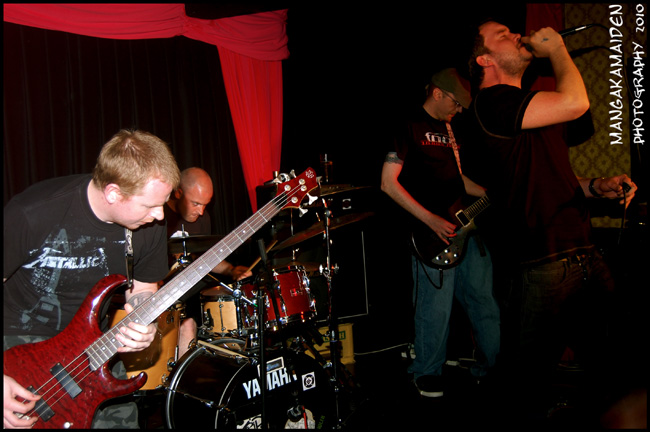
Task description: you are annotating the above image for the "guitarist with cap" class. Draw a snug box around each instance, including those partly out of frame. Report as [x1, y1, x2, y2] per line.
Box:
[381, 68, 500, 398]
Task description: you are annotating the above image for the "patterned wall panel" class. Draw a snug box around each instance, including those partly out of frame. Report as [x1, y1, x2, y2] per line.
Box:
[564, 3, 646, 227]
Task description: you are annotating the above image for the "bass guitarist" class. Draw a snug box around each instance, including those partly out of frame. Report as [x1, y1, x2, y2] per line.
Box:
[3, 130, 180, 429]
[381, 68, 500, 398]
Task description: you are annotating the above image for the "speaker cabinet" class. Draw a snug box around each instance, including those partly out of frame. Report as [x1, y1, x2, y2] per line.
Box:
[310, 227, 370, 323]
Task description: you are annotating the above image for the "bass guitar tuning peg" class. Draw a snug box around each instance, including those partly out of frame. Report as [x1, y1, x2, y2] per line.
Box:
[305, 193, 318, 206]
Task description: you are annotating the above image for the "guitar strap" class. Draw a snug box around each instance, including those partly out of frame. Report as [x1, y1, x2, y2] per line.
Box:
[446, 122, 488, 258]
[125, 228, 134, 288]
[445, 122, 462, 174]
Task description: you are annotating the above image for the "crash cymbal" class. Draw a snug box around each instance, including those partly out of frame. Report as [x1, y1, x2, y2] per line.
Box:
[168, 235, 224, 254]
[272, 259, 323, 274]
[271, 211, 375, 252]
[319, 184, 370, 196]
[291, 261, 322, 273]
[201, 284, 234, 297]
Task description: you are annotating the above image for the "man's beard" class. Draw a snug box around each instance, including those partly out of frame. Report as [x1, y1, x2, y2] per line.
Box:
[492, 49, 531, 76]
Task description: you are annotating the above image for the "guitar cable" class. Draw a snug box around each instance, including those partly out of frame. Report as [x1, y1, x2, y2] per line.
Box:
[418, 259, 444, 290]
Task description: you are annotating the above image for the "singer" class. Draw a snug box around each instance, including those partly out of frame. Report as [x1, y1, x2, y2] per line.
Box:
[465, 19, 638, 427]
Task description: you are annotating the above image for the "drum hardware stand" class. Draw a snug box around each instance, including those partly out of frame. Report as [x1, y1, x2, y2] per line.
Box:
[176, 223, 193, 265]
[255, 238, 310, 429]
[317, 199, 365, 428]
[232, 281, 250, 340]
[255, 238, 274, 428]
[317, 199, 346, 428]
[204, 274, 256, 339]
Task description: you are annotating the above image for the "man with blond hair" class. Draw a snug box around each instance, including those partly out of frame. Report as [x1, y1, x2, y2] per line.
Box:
[4, 129, 180, 429]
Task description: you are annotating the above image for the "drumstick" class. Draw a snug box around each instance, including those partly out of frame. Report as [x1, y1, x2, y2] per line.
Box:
[197, 339, 249, 360]
[246, 239, 277, 272]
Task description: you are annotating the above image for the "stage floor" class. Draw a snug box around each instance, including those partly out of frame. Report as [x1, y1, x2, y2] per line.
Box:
[133, 317, 646, 429]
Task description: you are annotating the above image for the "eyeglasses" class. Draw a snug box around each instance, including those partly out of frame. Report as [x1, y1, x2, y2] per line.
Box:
[441, 90, 462, 109]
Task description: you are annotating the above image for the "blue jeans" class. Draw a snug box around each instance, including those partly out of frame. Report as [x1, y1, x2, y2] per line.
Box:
[409, 235, 500, 379]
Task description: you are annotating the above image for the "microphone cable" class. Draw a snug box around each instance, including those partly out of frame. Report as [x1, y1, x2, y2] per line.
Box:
[617, 183, 632, 247]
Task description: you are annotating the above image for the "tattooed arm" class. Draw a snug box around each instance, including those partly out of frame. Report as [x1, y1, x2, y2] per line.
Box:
[115, 280, 158, 353]
[381, 152, 458, 245]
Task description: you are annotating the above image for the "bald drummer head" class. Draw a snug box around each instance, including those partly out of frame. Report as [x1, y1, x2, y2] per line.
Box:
[172, 167, 213, 223]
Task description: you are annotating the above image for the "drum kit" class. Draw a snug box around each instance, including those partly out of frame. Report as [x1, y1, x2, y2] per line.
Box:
[113, 181, 373, 429]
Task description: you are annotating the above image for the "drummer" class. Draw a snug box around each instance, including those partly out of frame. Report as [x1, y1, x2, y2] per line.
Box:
[164, 167, 252, 356]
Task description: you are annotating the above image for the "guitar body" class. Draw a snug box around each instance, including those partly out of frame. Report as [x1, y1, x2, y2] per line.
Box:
[3, 274, 146, 429]
[411, 219, 476, 270]
[410, 195, 490, 270]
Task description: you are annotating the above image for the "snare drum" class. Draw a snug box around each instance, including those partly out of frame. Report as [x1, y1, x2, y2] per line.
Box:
[111, 303, 183, 390]
[200, 285, 239, 336]
[240, 265, 315, 331]
[165, 343, 333, 429]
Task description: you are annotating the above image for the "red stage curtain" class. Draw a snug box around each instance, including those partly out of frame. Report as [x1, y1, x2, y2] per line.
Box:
[3, 3, 288, 211]
[218, 46, 284, 211]
[526, 3, 563, 92]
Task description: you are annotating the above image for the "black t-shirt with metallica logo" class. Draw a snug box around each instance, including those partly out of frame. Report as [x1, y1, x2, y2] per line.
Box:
[3, 174, 169, 339]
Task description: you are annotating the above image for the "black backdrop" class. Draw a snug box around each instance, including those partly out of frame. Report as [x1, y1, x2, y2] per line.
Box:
[280, 5, 527, 189]
[3, 21, 251, 243]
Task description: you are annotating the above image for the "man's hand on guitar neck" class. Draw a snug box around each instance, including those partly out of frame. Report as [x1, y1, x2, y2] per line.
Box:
[117, 281, 158, 353]
[114, 302, 158, 353]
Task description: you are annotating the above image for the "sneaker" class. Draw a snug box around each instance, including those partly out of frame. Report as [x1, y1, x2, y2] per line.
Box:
[414, 375, 444, 398]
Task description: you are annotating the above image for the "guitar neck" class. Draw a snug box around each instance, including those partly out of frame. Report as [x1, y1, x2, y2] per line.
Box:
[85, 190, 288, 370]
[461, 195, 490, 221]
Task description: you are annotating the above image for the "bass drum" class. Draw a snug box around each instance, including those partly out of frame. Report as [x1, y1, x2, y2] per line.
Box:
[165, 344, 334, 429]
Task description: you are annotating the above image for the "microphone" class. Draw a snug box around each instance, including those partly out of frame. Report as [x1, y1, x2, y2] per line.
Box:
[558, 24, 596, 37]
[525, 24, 597, 51]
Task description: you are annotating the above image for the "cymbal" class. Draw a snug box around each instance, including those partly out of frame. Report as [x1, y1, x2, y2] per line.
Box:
[271, 211, 374, 252]
[319, 184, 370, 196]
[272, 259, 323, 274]
[168, 235, 224, 254]
[201, 285, 233, 297]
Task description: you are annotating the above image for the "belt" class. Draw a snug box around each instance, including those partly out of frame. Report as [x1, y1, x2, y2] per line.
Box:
[521, 247, 596, 268]
[558, 252, 594, 281]
[558, 253, 590, 264]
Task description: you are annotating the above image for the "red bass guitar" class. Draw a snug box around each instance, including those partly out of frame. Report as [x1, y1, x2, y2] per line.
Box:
[3, 168, 319, 429]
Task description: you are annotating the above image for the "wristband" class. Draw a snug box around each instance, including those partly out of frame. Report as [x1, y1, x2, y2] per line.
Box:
[589, 177, 604, 198]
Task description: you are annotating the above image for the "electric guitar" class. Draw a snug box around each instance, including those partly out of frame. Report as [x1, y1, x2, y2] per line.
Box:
[410, 195, 490, 269]
[3, 168, 319, 429]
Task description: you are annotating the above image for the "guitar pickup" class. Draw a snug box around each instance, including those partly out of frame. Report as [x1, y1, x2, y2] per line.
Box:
[455, 210, 470, 227]
[27, 386, 55, 422]
[51, 363, 82, 399]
